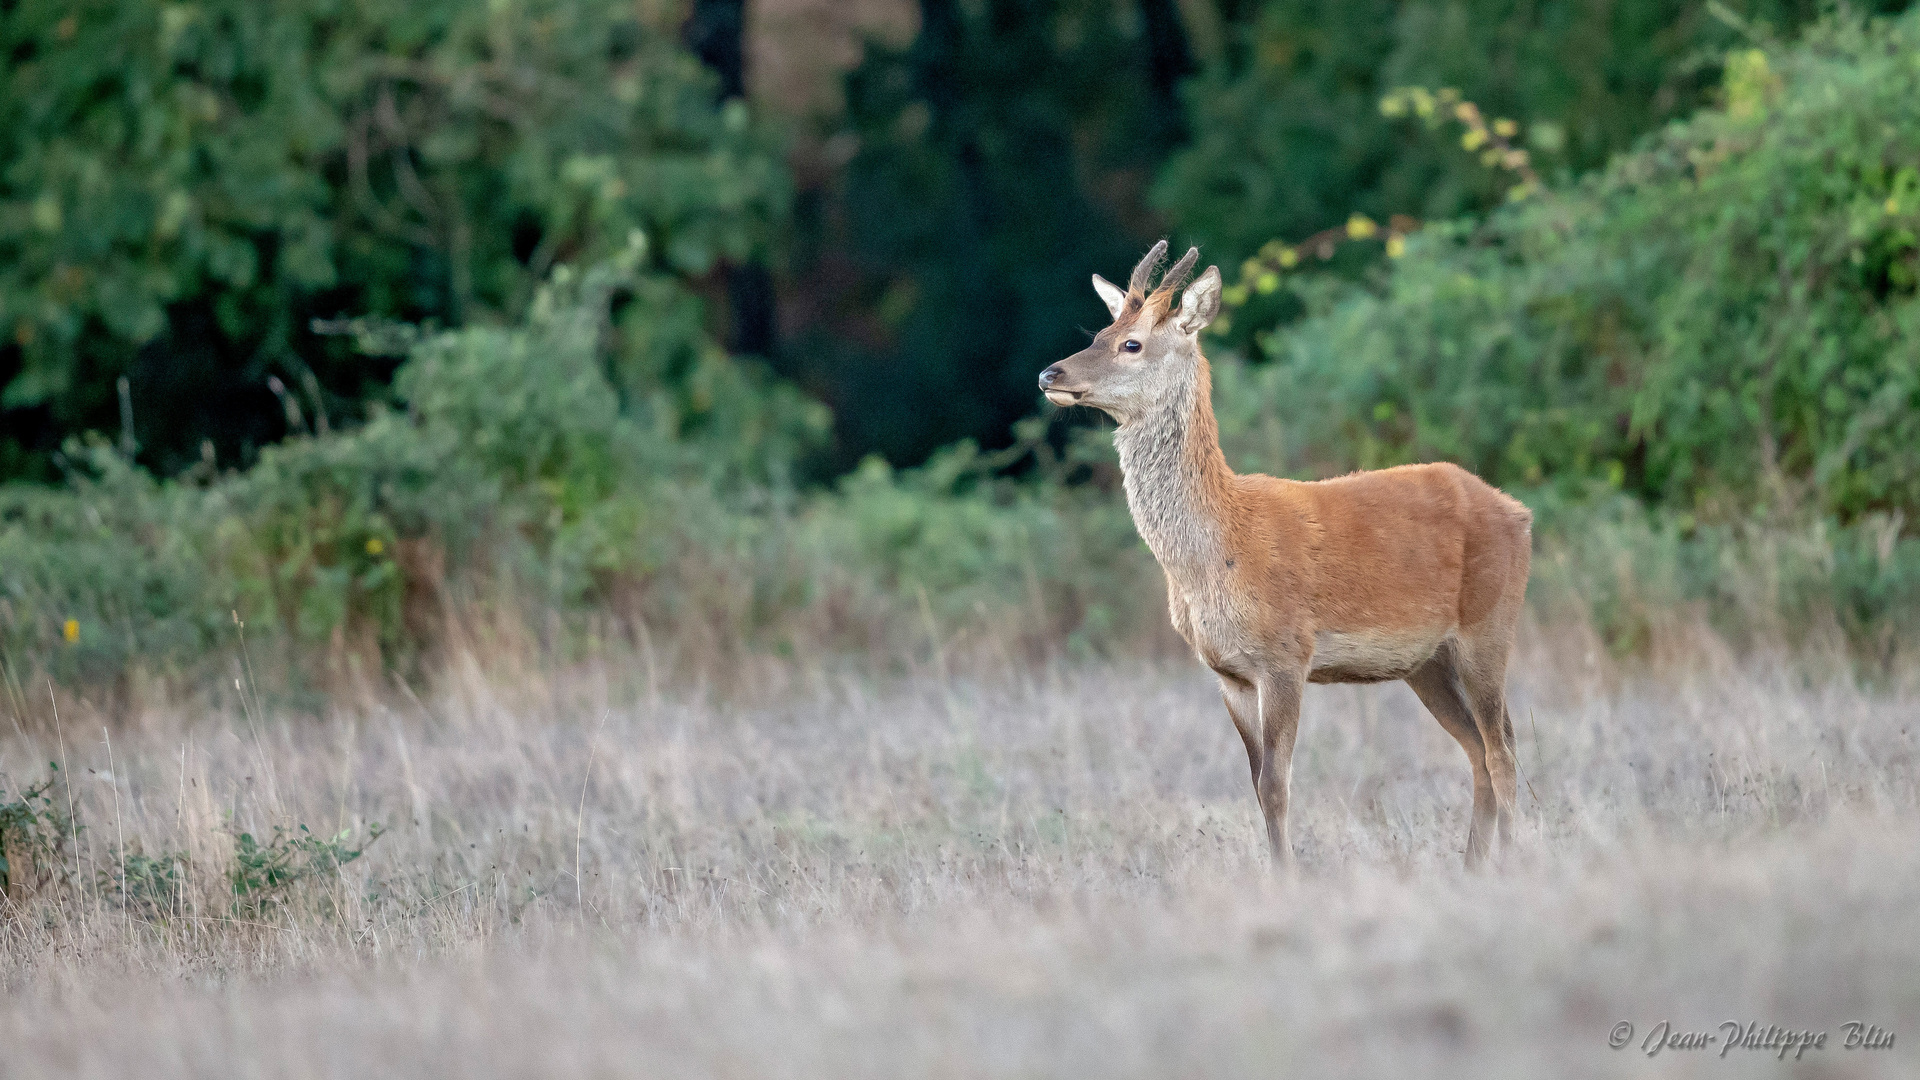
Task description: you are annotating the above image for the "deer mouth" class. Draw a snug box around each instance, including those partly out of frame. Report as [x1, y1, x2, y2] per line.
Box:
[1044, 389, 1085, 407]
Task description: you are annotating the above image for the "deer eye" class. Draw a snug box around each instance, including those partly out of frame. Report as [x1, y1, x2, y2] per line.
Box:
[1122, 339, 1142, 353]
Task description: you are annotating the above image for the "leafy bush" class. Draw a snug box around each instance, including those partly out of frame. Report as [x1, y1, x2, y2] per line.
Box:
[0, 238, 824, 686]
[0, 444, 231, 685]
[1218, 11, 1920, 524]
[795, 434, 1157, 659]
[5, 762, 381, 922]
[0, 237, 1148, 692]
[99, 846, 188, 920]
[0, 0, 789, 476]
[0, 766, 80, 899]
[1154, 0, 1861, 267]
[227, 823, 384, 916]
[1523, 495, 1920, 662]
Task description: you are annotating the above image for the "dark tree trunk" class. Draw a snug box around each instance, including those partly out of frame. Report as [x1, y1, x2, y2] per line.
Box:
[1139, 0, 1195, 140]
[914, 0, 963, 122]
[683, 0, 775, 356]
[683, 0, 747, 99]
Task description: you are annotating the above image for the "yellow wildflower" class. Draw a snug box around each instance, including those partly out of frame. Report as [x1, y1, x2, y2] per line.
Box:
[1386, 236, 1407, 259]
[366, 538, 385, 556]
[1346, 214, 1378, 240]
[64, 619, 80, 644]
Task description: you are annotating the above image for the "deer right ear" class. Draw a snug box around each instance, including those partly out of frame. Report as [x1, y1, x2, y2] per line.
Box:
[1177, 266, 1223, 334]
[1091, 274, 1126, 320]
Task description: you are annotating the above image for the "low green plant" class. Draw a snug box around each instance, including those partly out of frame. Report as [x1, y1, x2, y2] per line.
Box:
[98, 846, 188, 920]
[228, 823, 385, 916]
[0, 765, 80, 900]
[1524, 494, 1920, 663]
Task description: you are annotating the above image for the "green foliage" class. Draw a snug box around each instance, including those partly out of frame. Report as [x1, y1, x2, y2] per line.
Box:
[228, 822, 383, 915]
[1221, 11, 1920, 524]
[0, 0, 789, 475]
[0, 766, 80, 898]
[0, 243, 1153, 687]
[0, 243, 829, 683]
[4, 762, 380, 920]
[0, 444, 227, 683]
[1155, 0, 1859, 291]
[1524, 495, 1920, 661]
[99, 846, 188, 920]
[806, 432, 1153, 656]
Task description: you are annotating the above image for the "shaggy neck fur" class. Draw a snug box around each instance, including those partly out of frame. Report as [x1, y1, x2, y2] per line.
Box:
[1113, 349, 1235, 577]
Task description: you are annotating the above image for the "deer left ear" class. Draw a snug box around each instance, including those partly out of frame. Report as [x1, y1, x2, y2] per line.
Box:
[1091, 274, 1127, 320]
[1177, 266, 1222, 334]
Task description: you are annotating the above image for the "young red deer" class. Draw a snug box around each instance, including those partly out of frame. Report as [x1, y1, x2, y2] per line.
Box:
[1039, 242, 1533, 869]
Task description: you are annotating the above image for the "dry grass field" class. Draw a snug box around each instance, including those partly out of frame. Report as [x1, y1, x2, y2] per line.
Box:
[2, 623, 1917, 1078]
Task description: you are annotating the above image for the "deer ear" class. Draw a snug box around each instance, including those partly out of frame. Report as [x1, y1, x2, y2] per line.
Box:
[1091, 274, 1126, 319]
[1178, 266, 1222, 334]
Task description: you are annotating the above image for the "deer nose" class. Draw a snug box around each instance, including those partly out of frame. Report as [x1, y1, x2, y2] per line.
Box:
[1038, 364, 1064, 390]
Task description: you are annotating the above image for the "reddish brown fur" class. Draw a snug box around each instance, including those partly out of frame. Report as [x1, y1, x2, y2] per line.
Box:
[1041, 242, 1533, 868]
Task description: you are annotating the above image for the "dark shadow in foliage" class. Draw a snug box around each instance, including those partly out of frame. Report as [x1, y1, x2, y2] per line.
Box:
[683, 0, 781, 363]
[783, 0, 1194, 469]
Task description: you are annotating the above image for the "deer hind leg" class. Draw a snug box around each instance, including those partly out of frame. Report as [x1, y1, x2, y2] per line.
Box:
[1405, 649, 1495, 869]
[1253, 667, 1306, 870]
[1456, 641, 1520, 852]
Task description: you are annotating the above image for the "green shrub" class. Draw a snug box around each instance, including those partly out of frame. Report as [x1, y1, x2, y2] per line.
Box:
[799, 435, 1155, 657]
[227, 823, 384, 917]
[1524, 494, 1920, 661]
[1, 243, 1152, 690]
[5, 762, 381, 921]
[99, 846, 188, 920]
[0, 239, 829, 686]
[0, 766, 80, 899]
[1220, 11, 1920, 523]
[1153, 0, 1851, 269]
[0, 0, 789, 476]
[0, 443, 229, 682]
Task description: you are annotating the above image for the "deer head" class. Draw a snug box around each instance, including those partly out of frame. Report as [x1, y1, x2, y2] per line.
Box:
[1038, 240, 1222, 423]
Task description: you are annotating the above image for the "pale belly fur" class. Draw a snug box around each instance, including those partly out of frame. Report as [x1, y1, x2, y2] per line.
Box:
[1307, 628, 1448, 684]
[1174, 584, 1448, 686]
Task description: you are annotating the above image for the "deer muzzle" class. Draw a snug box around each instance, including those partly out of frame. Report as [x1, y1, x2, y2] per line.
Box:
[1038, 363, 1083, 406]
